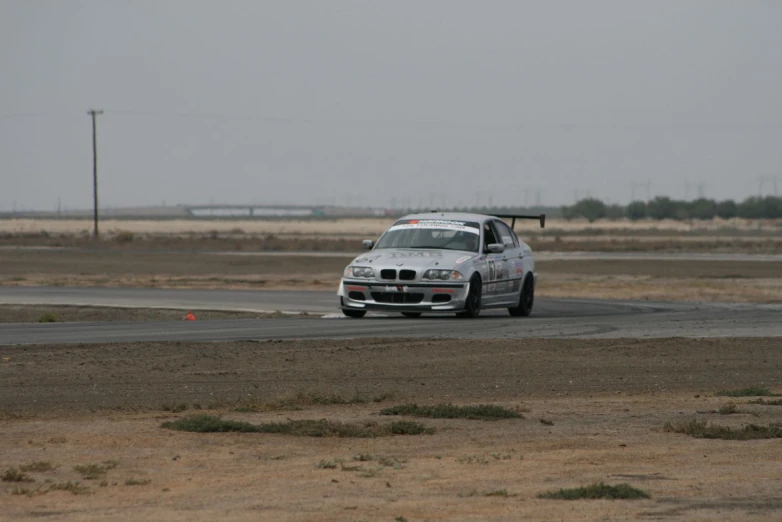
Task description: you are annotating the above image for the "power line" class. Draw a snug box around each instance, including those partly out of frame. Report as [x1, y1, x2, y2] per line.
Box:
[2, 108, 782, 130]
[99, 110, 782, 131]
[0, 111, 79, 121]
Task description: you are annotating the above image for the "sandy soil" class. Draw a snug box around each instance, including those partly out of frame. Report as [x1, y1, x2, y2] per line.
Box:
[2, 337, 782, 521]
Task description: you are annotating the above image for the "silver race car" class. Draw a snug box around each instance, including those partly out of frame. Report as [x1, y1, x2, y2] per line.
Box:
[338, 212, 545, 318]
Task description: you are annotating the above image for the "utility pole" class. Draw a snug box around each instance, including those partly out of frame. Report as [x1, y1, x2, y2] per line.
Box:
[88, 109, 103, 238]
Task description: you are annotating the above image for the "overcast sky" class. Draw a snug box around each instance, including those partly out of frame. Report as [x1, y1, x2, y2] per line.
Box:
[2, 0, 781, 211]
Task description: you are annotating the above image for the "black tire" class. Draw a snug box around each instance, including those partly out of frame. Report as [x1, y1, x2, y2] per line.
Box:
[456, 275, 482, 318]
[508, 276, 534, 317]
[401, 312, 422, 318]
[343, 309, 366, 318]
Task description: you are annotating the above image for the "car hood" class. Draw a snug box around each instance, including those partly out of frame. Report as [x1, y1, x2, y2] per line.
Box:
[351, 249, 478, 270]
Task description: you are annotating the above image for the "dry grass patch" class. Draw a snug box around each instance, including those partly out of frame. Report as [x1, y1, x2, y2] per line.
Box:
[748, 398, 782, 406]
[315, 454, 406, 475]
[2, 468, 35, 483]
[697, 403, 753, 415]
[456, 453, 515, 465]
[161, 414, 433, 437]
[37, 312, 58, 323]
[379, 403, 522, 421]
[459, 488, 517, 498]
[73, 461, 118, 480]
[538, 482, 650, 500]
[160, 415, 259, 433]
[48, 481, 91, 495]
[716, 387, 781, 397]
[664, 419, 782, 440]
[161, 403, 189, 413]
[718, 403, 743, 415]
[11, 481, 91, 497]
[124, 478, 151, 486]
[19, 461, 56, 473]
[232, 391, 393, 413]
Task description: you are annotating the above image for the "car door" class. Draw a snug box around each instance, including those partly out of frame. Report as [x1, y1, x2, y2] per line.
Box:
[481, 220, 505, 306]
[490, 219, 523, 305]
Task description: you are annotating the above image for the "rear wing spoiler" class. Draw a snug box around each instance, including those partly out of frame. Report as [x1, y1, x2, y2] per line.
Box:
[494, 214, 546, 229]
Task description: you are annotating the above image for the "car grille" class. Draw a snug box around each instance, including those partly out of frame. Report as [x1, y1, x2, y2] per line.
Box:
[371, 292, 424, 304]
[379, 269, 416, 281]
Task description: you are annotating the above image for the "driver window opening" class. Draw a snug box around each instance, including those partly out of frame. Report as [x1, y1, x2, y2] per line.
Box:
[483, 222, 498, 250]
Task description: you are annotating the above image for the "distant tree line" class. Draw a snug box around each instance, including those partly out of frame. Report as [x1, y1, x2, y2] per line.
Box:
[560, 196, 782, 222]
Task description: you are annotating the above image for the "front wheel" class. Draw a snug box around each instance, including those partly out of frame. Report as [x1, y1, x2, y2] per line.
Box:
[456, 275, 482, 318]
[343, 309, 366, 318]
[508, 276, 534, 317]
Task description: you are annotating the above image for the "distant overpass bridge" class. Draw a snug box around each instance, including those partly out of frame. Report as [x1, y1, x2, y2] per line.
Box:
[184, 204, 323, 217]
[183, 205, 388, 218]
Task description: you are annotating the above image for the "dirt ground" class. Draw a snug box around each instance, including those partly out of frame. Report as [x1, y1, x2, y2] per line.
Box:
[0, 305, 295, 324]
[2, 337, 782, 521]
[2, 227, 782, 520]
[2, 249, 781, 304]
[2, 216, 782, 254]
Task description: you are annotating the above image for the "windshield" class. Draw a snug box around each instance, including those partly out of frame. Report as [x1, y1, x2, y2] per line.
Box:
[375, 219, 481, 252]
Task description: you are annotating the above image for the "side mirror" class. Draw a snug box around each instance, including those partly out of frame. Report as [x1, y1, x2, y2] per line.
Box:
[362, 239, 375, 250]
[486, 243, 505, 254]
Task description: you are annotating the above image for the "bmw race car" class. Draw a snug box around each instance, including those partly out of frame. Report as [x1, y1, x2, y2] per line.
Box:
[338, 211, 545, 318]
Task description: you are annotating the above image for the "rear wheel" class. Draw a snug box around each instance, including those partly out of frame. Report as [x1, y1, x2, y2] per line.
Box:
[456, 275, 482, 318]
[401, 312, 422, 318]
[343, 309, 366, 318]
[508, 276, 534, 317]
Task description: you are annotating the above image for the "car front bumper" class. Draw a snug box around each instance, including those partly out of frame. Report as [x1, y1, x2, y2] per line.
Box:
[337, 278, 469, 313]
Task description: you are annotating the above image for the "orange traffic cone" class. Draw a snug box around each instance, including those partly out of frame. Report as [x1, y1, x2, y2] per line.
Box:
[184, 311, 196, 321]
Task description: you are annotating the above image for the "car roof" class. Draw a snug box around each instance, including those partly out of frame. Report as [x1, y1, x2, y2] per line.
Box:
[397, 212, 499, 223]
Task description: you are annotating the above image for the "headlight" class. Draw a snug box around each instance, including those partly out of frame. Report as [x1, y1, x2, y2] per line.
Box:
[423, 269, 463, 281]
[344, 266, 374, 278]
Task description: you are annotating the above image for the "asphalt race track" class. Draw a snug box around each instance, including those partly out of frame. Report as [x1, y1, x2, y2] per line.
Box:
[0, 287, 780, 345]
